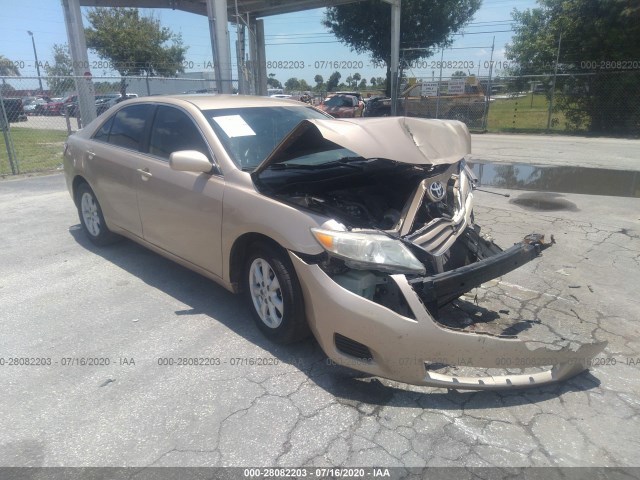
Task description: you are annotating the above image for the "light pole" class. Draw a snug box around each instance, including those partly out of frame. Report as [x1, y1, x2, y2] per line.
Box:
[27, 30, 43, 92]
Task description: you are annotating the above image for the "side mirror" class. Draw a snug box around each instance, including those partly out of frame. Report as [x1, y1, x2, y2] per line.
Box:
[169, 150, 213, 173]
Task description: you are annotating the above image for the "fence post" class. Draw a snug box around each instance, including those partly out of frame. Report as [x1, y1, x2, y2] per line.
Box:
[546, 32, 562, 132]
[435, 48, 444, 119]
[482, 36, 496, 131]
[0, 89, 19, 175]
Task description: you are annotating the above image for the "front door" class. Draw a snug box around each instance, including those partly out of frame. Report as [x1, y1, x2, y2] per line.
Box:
[136, 105, 224, 277]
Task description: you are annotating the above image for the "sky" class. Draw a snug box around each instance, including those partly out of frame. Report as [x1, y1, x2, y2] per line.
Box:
[0, 0, 537, 91]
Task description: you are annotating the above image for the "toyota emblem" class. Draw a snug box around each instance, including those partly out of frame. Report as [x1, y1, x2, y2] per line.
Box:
[428, 181, 446, 202]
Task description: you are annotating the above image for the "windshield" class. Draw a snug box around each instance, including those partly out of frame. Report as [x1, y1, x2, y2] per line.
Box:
[204, 106, 329, 171]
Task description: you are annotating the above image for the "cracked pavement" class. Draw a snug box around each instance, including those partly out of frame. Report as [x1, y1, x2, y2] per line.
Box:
[0, 173, 638, 468]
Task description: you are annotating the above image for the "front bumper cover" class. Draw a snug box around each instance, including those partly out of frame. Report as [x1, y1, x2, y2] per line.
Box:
[290, 234, 606, 390]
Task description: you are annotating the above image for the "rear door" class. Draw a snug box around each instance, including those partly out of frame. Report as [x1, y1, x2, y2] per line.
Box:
[135, 104, 224, 277]
[85, 104, 155, 237]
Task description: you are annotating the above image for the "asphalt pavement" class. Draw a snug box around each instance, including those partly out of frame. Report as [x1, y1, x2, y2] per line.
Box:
[0, 171, 639, 470]
[471, 133, 640, 171]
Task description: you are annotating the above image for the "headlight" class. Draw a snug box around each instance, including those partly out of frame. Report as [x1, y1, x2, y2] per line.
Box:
[311, 228, 426, 275]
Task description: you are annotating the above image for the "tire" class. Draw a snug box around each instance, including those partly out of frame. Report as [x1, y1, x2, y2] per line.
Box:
[243, 242, 310, 344]
[75, 183, 120, 246]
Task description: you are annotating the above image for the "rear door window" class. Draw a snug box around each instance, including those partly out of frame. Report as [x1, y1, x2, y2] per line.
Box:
[106, 104, 154, 151]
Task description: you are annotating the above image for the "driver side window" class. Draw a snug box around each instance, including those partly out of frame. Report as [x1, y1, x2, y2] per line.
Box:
[149, 105, 212, 162]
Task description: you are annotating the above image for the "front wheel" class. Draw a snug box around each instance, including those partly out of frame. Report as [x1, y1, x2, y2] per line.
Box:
[243, 243, 310, 344]
[76, 183, 119, 246]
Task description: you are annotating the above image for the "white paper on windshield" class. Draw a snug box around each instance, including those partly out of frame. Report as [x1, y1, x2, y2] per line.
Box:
[212, 115, 256, 137]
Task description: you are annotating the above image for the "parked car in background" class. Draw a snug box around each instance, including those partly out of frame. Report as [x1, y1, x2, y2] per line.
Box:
[1, 98, 27, 123]
[318, 94, 362, 118]
[94, 94, 123, 115]
[41, 95, 76, 116]
[62, 94, 604, 390]
[64, 93, 139, 117]
[363, 95, 392, 117]
[41, 99, 65, 116]
[23, 98, 49, 115]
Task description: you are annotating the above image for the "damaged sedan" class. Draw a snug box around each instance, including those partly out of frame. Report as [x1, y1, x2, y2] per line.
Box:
[63, 95, 605, 390]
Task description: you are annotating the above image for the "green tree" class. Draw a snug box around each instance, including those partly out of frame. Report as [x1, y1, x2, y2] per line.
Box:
[0, 82, 16, 96]
[267, 73, 283, 89]
[370, 77, 377, 87]
[0, 55, 20, 77]
[85, 7, 187, 95]
[452, 70, 467, 77]
[327, 71, 341, 92]
[43, 44, 75, 97]
[298, 79, 311, 91]
[323, 0, 481, 95]
[352, 72, 361, 88]
[313, 74, 324, 91]
[0, 55, 20, 92]
[506, 0, 640, 133]
[359, 78, 367, 89]
[284, 77, 301, 92]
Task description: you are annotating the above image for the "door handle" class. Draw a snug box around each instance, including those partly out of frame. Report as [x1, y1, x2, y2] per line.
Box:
[137, 167, 153, 180]
[87, 151, 95, 160]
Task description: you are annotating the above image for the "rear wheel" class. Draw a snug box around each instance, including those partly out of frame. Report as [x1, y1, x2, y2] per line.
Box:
[243, 243, 309, 343]
[76, 183, 119, 246]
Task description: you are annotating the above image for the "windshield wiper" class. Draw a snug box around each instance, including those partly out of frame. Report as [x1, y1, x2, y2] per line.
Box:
[264, 156, 367, 171]
[318, 156, 366, 169]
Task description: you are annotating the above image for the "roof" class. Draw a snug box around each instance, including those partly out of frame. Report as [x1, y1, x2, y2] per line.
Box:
[128, 94, 309, 110]
[79, 0, 363, 19]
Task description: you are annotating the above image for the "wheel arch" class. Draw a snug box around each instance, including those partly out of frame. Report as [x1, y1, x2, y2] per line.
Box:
[228, 232, 288, 293]
[71, 175, 90, 206]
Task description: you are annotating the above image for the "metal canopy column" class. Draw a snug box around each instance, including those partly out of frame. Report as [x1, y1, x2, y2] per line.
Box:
[206, 0, 233, 94]
[62, 0, 96, 125]
[248, 17, 267, 96]
[382, 0, 401, 115]
[236, 22, 247, 94]
[255, 19, 267, 96]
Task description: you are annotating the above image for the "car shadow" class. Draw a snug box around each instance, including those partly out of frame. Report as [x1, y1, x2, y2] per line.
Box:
[70, 227, 601, 411]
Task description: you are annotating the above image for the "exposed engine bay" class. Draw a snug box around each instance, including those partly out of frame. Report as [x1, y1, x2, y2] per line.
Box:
[250, 117, 554, 320]
[249, 117, 604, 390]
[254, 155, 512, 318]
[255, 157, 476, 264]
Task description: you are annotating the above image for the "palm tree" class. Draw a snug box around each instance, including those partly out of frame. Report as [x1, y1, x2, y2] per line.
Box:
[0, 55, 21, 77]
[1, 54, 21, 93]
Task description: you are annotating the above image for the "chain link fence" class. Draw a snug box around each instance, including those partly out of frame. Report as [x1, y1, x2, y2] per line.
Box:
[1, 70, 639, 175]
[485, 71, 640, 134]
[392, 70, 640, 135]
[0, 75, 235, 175]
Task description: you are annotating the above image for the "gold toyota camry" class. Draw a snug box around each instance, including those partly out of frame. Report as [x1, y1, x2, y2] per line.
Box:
[63, 95, 605, 390]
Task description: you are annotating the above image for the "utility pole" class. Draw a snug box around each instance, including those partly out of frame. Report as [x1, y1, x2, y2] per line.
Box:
[27, 31, 43, 92]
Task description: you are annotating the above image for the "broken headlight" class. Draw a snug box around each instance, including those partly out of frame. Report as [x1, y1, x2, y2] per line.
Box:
[311, 228, 426, 275]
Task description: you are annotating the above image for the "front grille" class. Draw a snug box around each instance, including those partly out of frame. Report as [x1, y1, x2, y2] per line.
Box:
[334, 333, 373, 361]
[405, 167, 473, 256]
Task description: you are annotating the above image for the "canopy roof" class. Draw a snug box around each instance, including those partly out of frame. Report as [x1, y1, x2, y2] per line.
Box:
[79, 0, 361, 18]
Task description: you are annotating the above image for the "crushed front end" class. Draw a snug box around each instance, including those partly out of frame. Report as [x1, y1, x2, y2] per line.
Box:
[254, 117, 607, 389]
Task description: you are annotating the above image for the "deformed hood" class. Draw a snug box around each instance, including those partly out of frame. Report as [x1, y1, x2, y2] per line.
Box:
[253, 116, 471, 174]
